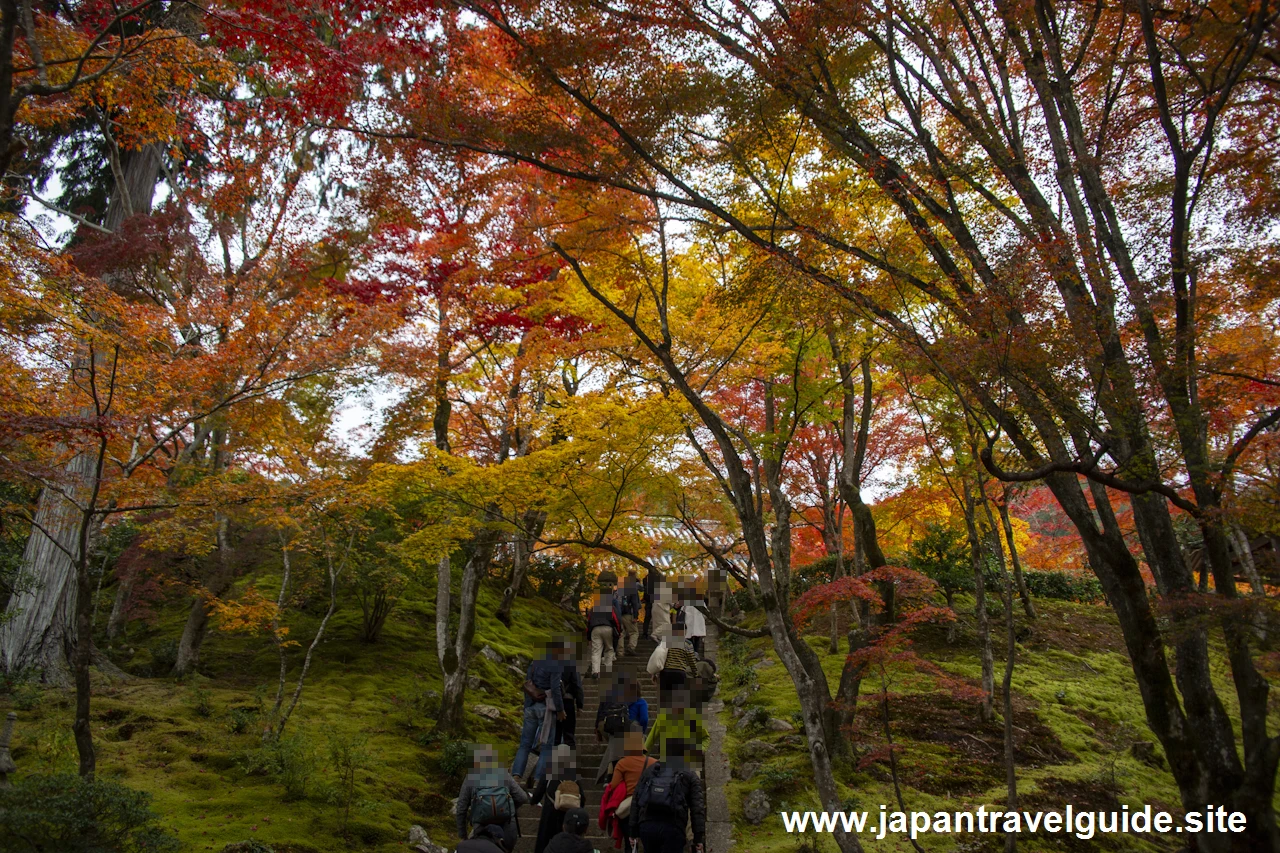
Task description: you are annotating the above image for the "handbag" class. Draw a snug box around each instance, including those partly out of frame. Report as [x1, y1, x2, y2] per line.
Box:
[523, 679, 547, 702]
[554, 779, 582, 811]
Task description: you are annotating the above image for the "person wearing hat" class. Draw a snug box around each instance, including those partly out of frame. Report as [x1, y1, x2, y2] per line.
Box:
[456, 822, 517, 853]
[544, 807, 593, 853]
[617, 570, 642, 657]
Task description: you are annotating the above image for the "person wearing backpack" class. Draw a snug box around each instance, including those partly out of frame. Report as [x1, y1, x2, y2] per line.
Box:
[596, 691, 631, 741]
[585, 577, 621, 678]
[627, 738, 706, 853]
[456, 746, 530, 843]
[616, 570, 642, 656]
[624, 677, 650, 735]
[545, 807, 593, 853]
[594, 673, 644, 784]
[530, 745, 583, 853]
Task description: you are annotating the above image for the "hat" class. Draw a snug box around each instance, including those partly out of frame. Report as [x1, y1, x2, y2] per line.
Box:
[563, 807, 590, 835]
[474, 822, 517, 851]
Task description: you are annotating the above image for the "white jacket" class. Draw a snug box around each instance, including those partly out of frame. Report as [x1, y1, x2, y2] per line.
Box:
[682, 602, 707, 638]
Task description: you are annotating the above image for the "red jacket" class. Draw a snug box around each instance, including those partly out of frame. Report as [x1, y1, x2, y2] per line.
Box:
[598, 779, 629, 849]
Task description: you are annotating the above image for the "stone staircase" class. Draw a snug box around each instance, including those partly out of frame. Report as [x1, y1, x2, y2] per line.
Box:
[512, 634, 661, 853]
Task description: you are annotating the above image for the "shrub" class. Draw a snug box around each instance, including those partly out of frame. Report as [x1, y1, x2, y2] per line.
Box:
[222, 842, 276, 853]
[789, 556, 840, 596]
[906, 523, 972, 605]
[3, 669, 42, 711]
[227, 706, 259, 735]
[725, 584, 759, 613]
[147, 639, 178, 676]
[439, 740, 471, 779]
[740, 706, 770, 730]
[1023, 571, 1104, 602]
[409, 686, 440, 722]
[728, 664, 758, 691]
[794, 837, 825, 853]
[528, 555, 588, 606]
[326, 731, 371, 835]
[244, 733, 318, 801]
[190, 684, 213, 718]
[0, 773, 180, 852]
[757, 765, 799, 793]
[349, 558, 408, 644]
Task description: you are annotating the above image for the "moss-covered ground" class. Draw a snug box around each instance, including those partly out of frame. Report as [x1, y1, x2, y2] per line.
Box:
[5, 581, 1274, 853]
[717, 596, 1277, 853]
[1, 570, 579, 853]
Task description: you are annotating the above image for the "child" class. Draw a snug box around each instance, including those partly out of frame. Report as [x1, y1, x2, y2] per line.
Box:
[545, 807, 593, 853]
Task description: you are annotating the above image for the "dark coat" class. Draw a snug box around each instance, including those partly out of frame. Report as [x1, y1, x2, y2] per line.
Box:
[628, 761, 707, 846]
[531, 775, 578, 853]
[456, 840, 505, 853]
[458, 822, 513, 853]
[544, 832, 594, 853]
[644, 568, 661, 602]
[525, 656, 566, 710]
[562, 660, 585, 710]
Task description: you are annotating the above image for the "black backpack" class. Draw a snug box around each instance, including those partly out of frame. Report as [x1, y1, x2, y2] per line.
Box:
[600, 701, 629, 736]
[636, 762, 688, 821]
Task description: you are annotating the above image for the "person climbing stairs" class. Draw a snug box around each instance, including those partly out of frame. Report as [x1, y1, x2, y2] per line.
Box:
[513, 634, 661, 853]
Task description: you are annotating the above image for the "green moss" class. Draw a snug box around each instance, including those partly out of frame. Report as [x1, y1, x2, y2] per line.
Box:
[1, 576, 578, 853]
[717, 598, 1277, 852]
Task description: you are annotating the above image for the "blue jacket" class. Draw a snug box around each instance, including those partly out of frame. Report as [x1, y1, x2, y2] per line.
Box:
[628, 698, 649, 733]
[526, 656, 566, 710]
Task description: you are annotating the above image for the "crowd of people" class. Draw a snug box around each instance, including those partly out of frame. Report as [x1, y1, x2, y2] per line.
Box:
[453, 568, 717, 853]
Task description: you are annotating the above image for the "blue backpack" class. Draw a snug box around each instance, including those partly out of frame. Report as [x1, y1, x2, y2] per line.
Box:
[470, 780, 514, 826]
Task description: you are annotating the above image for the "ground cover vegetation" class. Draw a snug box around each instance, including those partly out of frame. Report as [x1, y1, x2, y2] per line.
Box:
[0, 0, 1277, 851]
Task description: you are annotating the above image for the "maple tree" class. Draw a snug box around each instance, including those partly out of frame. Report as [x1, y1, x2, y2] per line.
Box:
[256, 1, 1280, 843]
[0, 0, 1276, 849]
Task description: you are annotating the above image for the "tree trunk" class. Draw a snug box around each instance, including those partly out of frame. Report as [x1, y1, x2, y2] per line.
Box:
[105, 567, 132, 641]
[0, 451, 94, 681]
[272, 533, 293, 717]
[831, 620, 866, 755]
[828, 548, 844, 655]
[435, 554, 454, 675]
[73, 414, 111, 778]
[0, 143, 161, 679]
[276, 534, 346, 737]
[435, 528, 498, 734]
[1039, 464, 1279, 853]
[496, 510, 547, 626]
[1230, 525, 1264, 597]
[72, 507, 96, 778]
[997, 489, 1036, 620]
[963, 480, 994, 722]
[171, 511, 233, 678]
[998, 526, 1018, 853]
